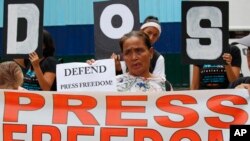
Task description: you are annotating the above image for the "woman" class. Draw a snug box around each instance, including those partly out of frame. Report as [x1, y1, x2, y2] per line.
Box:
[88, 31, 171, 92]
[15, 30, 58, 91]
[140, 16, 165, 76]
[116, 31, 171, 92]
[190, 45, 241, 89]
[0, 61, 24, 90]
[114, 16, 165, 77]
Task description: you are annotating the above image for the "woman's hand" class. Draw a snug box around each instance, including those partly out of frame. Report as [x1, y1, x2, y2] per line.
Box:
[223, 52, 241, 82]
[29, 52, 40, 67]
[235, 83, 250, 96]
[111, 53, 122, 72]
[86, 59, 96, 65]
[236, 83, 250, 89]
[222, 53, 232, 65]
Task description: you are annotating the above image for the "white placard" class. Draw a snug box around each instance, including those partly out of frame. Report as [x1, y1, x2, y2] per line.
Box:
[56, 59, 117, 92]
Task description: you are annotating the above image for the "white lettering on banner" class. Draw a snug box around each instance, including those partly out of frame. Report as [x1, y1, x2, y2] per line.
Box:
[186, 6, 223, 60]
[7, 4, 39, 54]
[0, 89, 249, 140]
[56, 59, 117, 92]
[100, 4, 134, 39]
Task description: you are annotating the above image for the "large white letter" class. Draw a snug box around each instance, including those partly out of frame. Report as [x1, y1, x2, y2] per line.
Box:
[186, 6, 222, 60]
[100, 4, 134, 39]
[7, 4, 39, 54]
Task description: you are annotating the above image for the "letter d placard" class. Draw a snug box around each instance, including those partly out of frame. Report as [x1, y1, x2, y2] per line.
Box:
[3, 0, 44, 59]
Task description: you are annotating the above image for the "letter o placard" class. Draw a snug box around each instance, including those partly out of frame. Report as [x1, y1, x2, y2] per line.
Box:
[100, 4, 134, 39]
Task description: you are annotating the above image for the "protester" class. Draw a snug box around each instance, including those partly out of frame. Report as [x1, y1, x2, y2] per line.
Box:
[113, 16, 165, 77]
[228, 34, 250, 90]
[0, 61, 24, 90]
[15, 30, 58, 91]
[88, 31, 172, 92]
[232, 33, 250, 70]
[190, 45, 241, 90]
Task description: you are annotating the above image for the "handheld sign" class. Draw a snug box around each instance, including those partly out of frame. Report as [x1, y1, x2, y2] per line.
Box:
[94, 0, 140, 59]
[182, 1, 229, 64]
[56, 59, 117, 92]
[3, 0, 43, 59]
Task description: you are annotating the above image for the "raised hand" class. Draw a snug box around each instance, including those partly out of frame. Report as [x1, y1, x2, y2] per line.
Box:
[29, 52, 40, 67]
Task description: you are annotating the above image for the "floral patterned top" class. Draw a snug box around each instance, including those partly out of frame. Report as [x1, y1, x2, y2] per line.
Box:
[116, 73, 168, 92]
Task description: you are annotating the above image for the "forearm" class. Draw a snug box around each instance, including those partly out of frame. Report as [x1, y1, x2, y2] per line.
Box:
[33, 65, 52, 90]
[14, 59, 25, 68]
[225, 65, 240, 82]
[190, 65, 200, 90]
[190, 82, 199, 90]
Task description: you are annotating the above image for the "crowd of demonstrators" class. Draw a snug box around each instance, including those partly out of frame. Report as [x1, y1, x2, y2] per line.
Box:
[0, 61, 24, 90]
[1, 20, 250, 93]
[190, 44, 242, 90]
[113, 16, 165, 78]
[88, 31, 172, 92]
[0, 26, 169, 92]
[14, 30, 58, 91]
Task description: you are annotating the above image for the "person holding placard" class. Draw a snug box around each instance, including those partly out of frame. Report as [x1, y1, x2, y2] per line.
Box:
[229, 34, 250, 89]
[190, 45, 241, 90]
[15, 30, 58, 91]
[89, 31, 172, 92]
[117, 31, 171, 92]
[113, 16, 165, 78]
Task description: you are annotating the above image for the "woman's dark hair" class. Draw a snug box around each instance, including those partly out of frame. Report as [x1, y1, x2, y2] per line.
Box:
[43, 30, 55, 57]
[143, 15, 159, 24]
[119, 31, 152, 52]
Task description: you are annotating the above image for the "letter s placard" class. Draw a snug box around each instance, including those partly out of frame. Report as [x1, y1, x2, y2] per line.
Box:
[3, 0, 44, 59]
[182, 1, 229, 65]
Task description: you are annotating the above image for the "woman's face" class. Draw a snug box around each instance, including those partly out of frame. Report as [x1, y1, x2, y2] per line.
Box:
[142, 27, 160, 45]
[122, 36, 153, 78]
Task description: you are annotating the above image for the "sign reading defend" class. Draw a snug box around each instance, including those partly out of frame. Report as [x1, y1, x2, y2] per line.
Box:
[56, 59, 117, 92]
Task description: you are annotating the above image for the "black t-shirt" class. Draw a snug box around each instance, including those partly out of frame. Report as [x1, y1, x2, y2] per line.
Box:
[198, 46, 241, 89]
[22, 57, 58, 91]
[228, 77, 250, 88]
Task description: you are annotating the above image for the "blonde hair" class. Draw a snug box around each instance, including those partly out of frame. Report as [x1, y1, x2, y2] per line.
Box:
[0, 61, 23, 89]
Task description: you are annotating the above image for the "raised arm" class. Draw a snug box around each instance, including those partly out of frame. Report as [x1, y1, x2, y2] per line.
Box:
[190, 65, 200, 90]
[29, 52, 56, 91]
